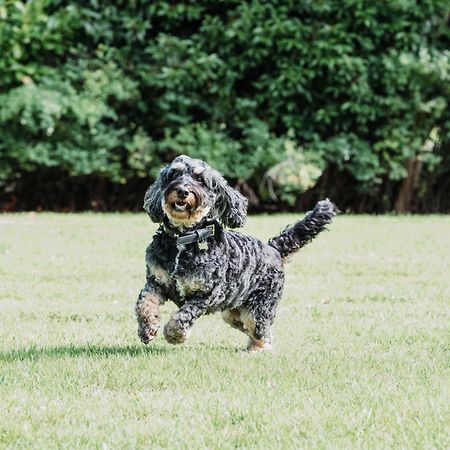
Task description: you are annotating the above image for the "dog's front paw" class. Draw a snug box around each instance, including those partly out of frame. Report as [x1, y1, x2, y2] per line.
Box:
[163, 314, 191, 344]
[136, 292, 161, 344]
[138, 322, 160, 344]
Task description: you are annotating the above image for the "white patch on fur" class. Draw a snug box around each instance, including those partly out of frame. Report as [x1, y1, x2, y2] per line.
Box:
[165, 214, 199, 228]
[239, 308, 256, 334]
[222, 308, 255, 335]
[193, 166, 205, 175]
[222, 309, 234, 326]
[172, 162, 187, 171]
[174, 244, 184, 272]
[176, 276, 207, 298]
[222, 308, 273, 351]
[149, 263, 171, 287]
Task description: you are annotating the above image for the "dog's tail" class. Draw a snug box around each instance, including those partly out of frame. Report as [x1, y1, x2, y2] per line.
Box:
[268, 199, 337, 261]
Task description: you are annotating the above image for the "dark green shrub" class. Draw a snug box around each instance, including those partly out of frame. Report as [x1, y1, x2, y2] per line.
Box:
[0, 0, 449, 211]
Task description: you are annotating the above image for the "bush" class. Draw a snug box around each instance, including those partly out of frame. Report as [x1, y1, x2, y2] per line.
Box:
[0, 0, 449, 211]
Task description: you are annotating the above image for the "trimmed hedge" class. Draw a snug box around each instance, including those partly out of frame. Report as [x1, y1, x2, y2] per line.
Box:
[0, 0, 449, 211]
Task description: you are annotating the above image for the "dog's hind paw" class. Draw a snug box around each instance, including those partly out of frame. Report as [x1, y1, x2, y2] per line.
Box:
[246, 338, 273, 353]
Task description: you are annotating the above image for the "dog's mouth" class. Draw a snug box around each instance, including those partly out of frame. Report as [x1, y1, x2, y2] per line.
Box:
[164, 189, 198, 217]
[168, 196, 195, 215]
[172, 199, 189, 212]
[163, 188, 210, 227]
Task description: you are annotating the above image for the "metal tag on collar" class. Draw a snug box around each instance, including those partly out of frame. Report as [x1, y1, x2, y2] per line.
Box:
[198, 223, 214, 250]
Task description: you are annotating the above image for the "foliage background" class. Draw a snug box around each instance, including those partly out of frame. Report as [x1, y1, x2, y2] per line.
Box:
[0, 0, 449, 212]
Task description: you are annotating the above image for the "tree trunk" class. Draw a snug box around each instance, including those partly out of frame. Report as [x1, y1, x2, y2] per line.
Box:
[394, 157, 422, 214]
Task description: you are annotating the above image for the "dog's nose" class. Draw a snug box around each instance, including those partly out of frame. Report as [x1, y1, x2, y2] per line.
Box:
[176, 187, 189, 199]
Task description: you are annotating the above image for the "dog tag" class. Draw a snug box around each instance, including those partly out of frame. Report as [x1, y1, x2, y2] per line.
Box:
[198, 241, 209, 251]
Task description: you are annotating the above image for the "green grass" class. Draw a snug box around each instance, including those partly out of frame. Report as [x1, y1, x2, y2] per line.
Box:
[0, 213, 449, 449]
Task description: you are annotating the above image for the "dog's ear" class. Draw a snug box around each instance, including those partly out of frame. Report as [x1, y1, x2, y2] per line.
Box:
[143, 168, 166, 223]
[209, 169, 248, 228]
[220, 185, 248, 228]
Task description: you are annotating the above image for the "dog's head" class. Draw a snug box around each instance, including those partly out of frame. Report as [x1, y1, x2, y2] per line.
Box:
[144, 155, 248, 229]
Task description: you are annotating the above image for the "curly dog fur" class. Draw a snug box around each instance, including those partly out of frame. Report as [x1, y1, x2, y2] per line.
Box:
[136, 155, 337, 351]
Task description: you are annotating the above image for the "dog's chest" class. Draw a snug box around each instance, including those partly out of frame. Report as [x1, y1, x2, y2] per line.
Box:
[149, 247, 209, 298]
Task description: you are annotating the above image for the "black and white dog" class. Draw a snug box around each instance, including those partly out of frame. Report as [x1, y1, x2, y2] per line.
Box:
[136, 155, 336, 351]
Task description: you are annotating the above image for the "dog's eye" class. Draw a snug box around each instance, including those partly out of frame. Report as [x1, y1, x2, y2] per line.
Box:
[166, 169, 179, 181]
[195, 173, 204, 184]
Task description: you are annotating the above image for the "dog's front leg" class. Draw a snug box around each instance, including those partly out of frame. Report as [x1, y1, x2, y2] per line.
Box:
[135, 287, 162, 344]
[163, 301, 207, 345]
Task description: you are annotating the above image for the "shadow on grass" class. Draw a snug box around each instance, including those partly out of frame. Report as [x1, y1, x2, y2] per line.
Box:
[0, 342, 240, 362]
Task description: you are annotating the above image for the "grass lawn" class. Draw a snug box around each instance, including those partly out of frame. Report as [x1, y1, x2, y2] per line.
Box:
[0, 213, 449, 449]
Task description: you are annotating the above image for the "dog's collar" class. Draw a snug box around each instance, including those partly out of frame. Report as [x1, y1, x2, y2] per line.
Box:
[160, 221, 217, 247]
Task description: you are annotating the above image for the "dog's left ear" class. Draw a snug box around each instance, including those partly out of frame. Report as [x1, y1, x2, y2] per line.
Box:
[212, 171, 248, 228]
[221, 185, 248, 228]
[143, 168, 166, 223]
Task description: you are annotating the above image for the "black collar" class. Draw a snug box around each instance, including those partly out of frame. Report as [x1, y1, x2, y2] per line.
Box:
[160, 220, 217, 247]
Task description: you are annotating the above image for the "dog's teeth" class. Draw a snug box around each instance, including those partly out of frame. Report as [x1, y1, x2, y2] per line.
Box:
[173, 202, 187, 211]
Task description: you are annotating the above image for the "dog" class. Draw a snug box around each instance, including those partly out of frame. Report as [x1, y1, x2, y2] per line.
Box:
[135, 155, 337, 351]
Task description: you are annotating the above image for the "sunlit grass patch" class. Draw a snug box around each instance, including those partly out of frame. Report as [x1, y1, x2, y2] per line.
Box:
[0, 213, 449, 449]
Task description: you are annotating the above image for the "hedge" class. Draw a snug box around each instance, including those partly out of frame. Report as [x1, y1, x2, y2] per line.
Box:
[0, 0, 449, 212]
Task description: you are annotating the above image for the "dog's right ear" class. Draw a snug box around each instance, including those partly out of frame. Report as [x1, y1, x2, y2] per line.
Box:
[143, 168, 166, 223]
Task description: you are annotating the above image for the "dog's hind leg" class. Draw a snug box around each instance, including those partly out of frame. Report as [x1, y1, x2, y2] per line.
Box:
[222, 306, 274, 352]
[246, 321, 274, 352]
[135, 288, 162, 344]
[244, 279, 284, 352]
[222, 308, 247, 334]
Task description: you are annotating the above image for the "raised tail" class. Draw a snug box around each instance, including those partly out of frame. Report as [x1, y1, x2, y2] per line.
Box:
[268, 199, 337, 261]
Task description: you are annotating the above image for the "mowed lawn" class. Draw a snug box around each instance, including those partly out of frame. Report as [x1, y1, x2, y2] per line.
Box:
[0, 213, 449, 449]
